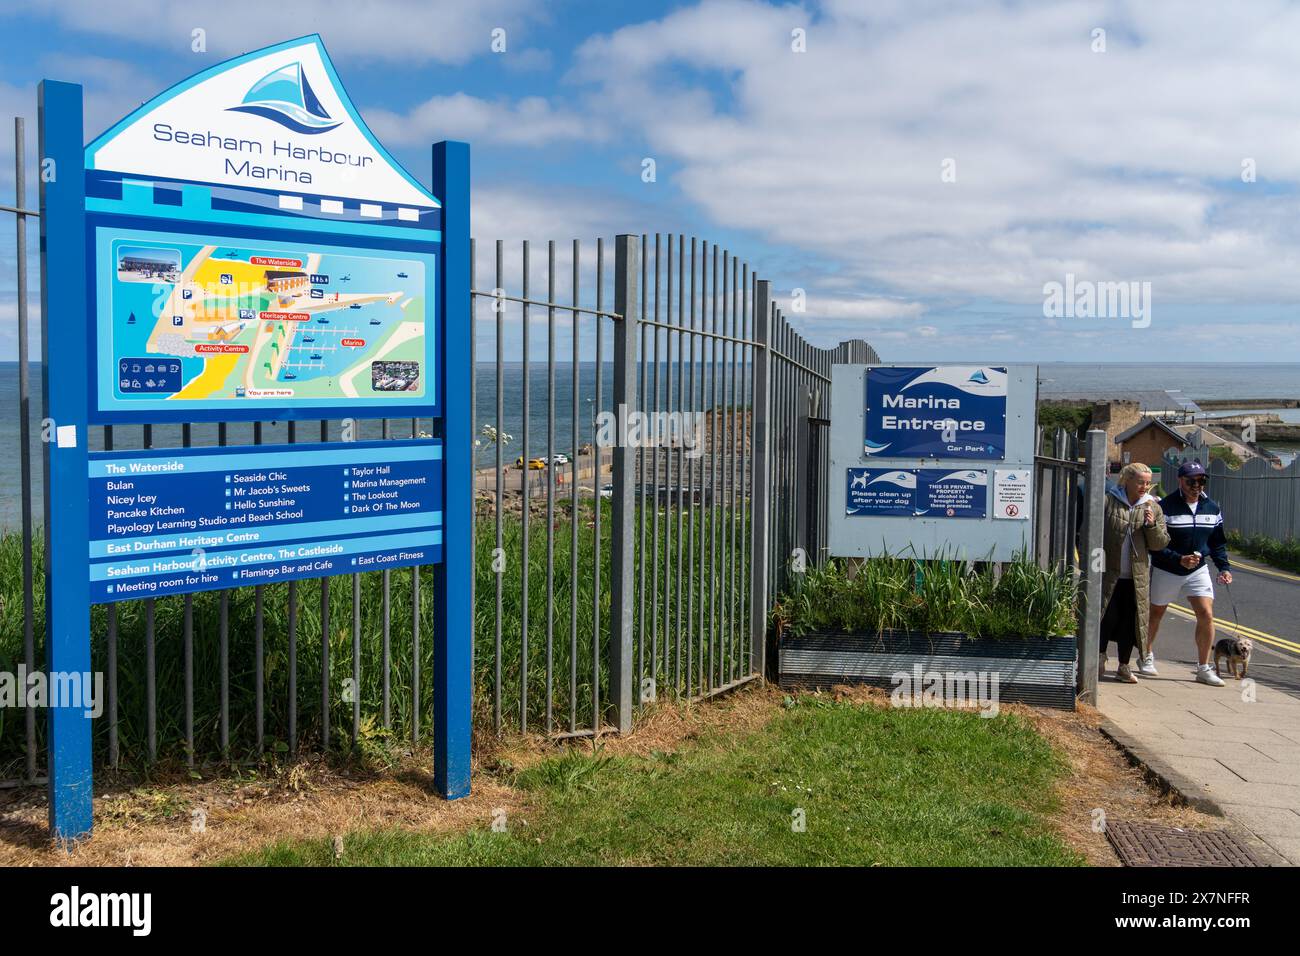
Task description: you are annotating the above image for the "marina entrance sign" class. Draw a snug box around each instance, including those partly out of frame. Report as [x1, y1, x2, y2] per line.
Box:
[828, 365, 1038, 561]
[38, 36, 472, 840]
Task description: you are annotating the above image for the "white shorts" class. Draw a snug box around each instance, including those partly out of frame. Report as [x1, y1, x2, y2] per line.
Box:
[1150, 564, 1214, 606]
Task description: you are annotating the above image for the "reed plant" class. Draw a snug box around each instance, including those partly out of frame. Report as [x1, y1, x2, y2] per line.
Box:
[776, 553, 1077, 640]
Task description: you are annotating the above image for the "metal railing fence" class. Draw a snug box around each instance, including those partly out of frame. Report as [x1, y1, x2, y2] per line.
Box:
[3, 119, 878, 785]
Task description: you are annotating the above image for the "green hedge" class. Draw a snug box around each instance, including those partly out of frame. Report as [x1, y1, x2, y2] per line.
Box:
[1227, 531, 1300, 574]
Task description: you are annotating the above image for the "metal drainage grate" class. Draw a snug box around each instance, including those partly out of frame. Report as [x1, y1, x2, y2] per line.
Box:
[1105, 821, 1263, 867]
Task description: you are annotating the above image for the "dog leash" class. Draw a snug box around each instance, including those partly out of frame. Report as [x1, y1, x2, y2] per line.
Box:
[1223, 578, 1243, 638]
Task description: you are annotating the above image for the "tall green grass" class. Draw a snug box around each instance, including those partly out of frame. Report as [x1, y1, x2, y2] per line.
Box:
[776, 554, 1077, 640]
[0, 497, 751, 777]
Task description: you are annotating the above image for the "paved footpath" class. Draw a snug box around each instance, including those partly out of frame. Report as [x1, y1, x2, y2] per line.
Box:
[1096, 555, 1300, 866]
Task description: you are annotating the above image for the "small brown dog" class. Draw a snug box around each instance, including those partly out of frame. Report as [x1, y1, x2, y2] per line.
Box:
[1213, 637, 1253, 679]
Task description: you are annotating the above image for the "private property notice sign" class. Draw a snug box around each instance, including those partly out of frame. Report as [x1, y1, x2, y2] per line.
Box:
[864, 366, 1008, 460]
[846, 468, 988, 518]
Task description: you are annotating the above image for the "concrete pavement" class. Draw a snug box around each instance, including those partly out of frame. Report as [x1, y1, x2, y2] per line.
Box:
[1096, 553, 1300, 865]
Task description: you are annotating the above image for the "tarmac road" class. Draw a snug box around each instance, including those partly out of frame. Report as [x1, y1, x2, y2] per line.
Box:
[1147, 551, 1300, 699]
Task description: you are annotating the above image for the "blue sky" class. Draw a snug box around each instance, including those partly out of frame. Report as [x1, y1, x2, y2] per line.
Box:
[2, 0, 1300, 364]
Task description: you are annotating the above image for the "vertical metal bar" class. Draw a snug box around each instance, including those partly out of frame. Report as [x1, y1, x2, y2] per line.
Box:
[287, 577, 298, 753]
[217, 422, 229, 759]
[739, 266, 753, 676]
[15, 117, 37, 782]
[253, 420, 264, 755]
[352, 573, 361, 748]
[1078, 429, 1106, 703]
[254, 584, 264, 754]
[592, 238, 604, 729]
[649, 237, 663, 697]
[718, 252, 730, 684]
[470, 237, 478, 687]
[183, 422, 194, 767]
[546, 240, 556, 732]
[609, 234, 639, 732]
[321, 572, 330, 753]
[519, 240, 530, 733]
[412, 563, 420, 744]
[674, 235, 685, 696]
[143, 423, 156, 764]
[145, 597, 156, 763]
[105, 427, 118, 770]
[219, 589, 229, 757]
[380, 418, 391, 729]
[638, 235, 650, 699]
[569, 240, 580, 733]
[288, 419, 297, 754]
[749, 282, 773, 677]
[728, 256, 740, 681]
[494, 240, 504, 734]
[686, 238, 698, 696]
[708, 245, 719, 690]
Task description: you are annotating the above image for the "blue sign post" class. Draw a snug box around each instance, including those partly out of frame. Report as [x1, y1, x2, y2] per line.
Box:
[39, 79, 94, 840]
[38, 36, 472, 839]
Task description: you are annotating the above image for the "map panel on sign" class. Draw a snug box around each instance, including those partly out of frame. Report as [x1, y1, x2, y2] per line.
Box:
[96, 227, 434, 413]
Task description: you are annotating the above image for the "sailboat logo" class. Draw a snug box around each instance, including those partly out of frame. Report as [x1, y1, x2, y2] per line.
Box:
[228, 62, 342, 134]
[968, 369, 990, 384]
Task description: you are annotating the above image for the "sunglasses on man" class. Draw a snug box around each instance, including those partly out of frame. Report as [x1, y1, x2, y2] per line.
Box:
[1182, 476, 1207, 486]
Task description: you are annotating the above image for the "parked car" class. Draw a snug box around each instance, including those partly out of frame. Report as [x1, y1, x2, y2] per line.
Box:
[600, 483, 613, 499]
[528, 457, 547, 470]
[551, 453, 570, 466]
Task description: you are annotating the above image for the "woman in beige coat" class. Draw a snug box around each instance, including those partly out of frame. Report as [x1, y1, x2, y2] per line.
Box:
[1100, 462, 1170, 683]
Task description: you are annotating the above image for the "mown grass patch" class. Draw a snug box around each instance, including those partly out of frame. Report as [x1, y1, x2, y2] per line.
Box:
[224, 696, 1084, 867]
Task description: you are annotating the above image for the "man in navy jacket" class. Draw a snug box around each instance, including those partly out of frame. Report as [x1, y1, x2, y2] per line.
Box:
[1146, 460, 1233, 686]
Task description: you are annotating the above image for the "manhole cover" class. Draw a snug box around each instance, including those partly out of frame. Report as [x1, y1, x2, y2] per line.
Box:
[1105, 821, 1263, 867]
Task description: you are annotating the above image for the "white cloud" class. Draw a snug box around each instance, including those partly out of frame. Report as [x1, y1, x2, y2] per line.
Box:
[368, 93, 597, 148]
[568, 0, 1300, 326]
[782, 293, 925, 322]
[22, 0, 543, 64]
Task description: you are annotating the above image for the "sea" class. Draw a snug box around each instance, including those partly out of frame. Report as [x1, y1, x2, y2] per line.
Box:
[0, 361, 1295, 530]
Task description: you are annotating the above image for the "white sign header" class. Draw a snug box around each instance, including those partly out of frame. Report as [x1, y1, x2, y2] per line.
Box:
[85, 35, 438, 210]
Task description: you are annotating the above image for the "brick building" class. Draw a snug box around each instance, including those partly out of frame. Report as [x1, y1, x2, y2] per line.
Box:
[1113, 416, 1191, 469]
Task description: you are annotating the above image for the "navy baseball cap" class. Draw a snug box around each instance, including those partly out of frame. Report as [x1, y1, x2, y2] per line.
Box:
[1177, 460, 1206, 478]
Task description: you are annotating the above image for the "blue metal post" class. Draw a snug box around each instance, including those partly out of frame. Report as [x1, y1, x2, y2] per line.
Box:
[39, 80, 94, 840]
[431, 141, 472, 798]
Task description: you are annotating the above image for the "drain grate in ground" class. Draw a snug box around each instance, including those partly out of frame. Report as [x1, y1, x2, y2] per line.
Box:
[1105, 821, 1263, 867]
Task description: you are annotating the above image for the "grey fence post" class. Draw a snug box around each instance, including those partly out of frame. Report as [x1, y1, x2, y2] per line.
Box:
[1077, 428, 1105, 703]
[609, 234, 640, 732]
[748, 280, 773, 678]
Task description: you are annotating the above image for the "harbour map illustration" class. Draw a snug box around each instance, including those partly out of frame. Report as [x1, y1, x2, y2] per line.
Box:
[99, 230, 430, 408]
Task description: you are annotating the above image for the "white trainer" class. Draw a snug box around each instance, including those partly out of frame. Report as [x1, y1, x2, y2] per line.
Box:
[1137, 653, 1158, 677]
[1116, 663, 1139, 684]
[1196, 666, 1225, 687]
